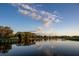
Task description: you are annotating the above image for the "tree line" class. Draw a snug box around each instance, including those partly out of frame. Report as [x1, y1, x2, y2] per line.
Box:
[0, 26, 79, 41]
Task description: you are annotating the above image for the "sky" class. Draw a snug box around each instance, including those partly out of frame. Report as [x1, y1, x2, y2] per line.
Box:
[0, 3, 79, 36]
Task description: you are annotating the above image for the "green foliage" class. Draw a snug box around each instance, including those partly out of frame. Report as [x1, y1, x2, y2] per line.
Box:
[0, 26, 13, 38]
[15, 32, 37, 40]
[0, 26, 79, 42]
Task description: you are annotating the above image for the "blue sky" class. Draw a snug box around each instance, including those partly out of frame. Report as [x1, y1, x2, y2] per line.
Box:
[0, 3, 79, 35]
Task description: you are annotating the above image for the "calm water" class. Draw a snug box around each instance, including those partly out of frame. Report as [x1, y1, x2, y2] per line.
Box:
[1, 39, 79, 56]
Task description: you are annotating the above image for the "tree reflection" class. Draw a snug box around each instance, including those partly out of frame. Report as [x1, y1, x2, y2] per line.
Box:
[0, 43, 12, 53]
[0, 38, 36, 53]
[17, 38, 35, 46]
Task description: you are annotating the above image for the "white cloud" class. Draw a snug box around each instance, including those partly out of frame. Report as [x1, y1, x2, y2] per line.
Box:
[18, 8, 30, 15]
[13, 3, 62, 35]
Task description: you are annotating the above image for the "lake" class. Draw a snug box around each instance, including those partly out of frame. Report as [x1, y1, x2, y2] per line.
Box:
[0, 39, 79, 56]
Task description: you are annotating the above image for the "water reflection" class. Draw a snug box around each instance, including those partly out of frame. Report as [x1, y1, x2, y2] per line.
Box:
[1, 38, 79, 56]
[0, 44, 12, 53]
[0, 38, 36, 54]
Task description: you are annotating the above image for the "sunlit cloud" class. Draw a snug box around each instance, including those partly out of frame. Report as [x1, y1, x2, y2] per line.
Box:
[12, 3, 62, 35]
